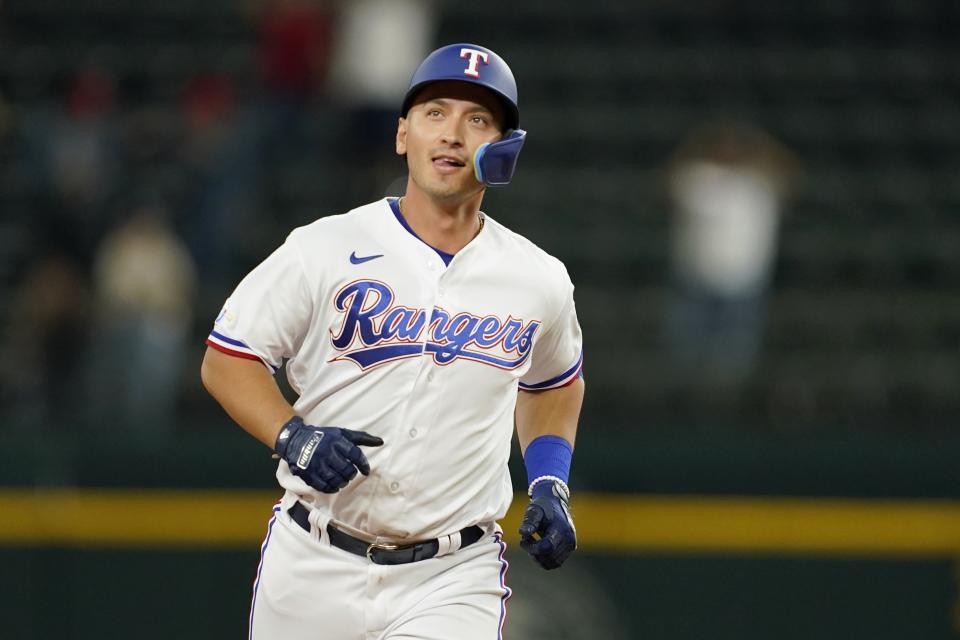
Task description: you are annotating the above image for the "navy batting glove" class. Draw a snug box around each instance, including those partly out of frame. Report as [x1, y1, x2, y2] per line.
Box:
[518, 480, 577, 570]
[274, 416, 384, 493]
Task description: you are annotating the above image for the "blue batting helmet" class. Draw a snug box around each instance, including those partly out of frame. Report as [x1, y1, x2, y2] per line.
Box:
[401, 43, 520, 130]
[400, 43, 526, 186]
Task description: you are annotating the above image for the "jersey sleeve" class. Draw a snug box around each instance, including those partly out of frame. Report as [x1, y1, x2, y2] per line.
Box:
[205, 231, 313, 372]
[518, 280, 583, 391]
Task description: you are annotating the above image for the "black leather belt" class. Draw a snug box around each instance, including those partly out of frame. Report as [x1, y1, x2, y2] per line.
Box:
[287, 502, 485, 565]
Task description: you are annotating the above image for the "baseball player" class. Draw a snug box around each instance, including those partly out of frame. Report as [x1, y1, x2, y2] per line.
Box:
[201, 43, 584, 639]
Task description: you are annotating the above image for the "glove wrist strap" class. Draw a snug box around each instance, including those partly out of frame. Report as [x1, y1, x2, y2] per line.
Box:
[273, 415, 304, 458]
[527, 475, 571, 501]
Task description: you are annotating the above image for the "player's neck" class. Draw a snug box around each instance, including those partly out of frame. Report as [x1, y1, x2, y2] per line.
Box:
[398, 188, 485, 255]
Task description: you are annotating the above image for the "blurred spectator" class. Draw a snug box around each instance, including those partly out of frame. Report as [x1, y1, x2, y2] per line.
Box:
[664, 121, 799, 386]
[22, 66, 121, 263]
[327, 0, 436, 197]
[1, 253, 91, 429]
[85, 205, 197, 437]
[177, 73, 261, 289]
[258, 0, 334, 105]
[254, 0, 335, 161]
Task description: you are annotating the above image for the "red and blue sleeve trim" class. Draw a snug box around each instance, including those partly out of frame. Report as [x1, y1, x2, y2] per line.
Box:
[206, 330, 279, 373]
[518, 351, 583, 391]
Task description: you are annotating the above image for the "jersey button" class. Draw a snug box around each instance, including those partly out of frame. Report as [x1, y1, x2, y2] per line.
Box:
[389, 482, 400, 492]
[426, 371, 435, 382]
[409, 428, 418, 438]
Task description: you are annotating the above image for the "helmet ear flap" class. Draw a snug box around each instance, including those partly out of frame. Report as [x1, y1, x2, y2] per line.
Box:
[473, 129, 527, 187]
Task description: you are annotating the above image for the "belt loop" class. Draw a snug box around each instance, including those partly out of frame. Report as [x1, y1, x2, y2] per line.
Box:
[435, 531, 461, 558]
[449, 530, 463, 553]
[308, 507, 330, 544]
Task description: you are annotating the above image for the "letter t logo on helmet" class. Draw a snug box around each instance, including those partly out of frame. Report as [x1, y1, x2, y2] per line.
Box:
[400, 43, 527, 187]
[459, 48, 490, 78]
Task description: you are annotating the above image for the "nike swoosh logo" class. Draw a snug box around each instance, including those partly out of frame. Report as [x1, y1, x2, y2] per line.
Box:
[350, 251, 384, 265]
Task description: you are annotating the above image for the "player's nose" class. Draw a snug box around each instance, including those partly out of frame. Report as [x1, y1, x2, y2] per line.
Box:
[438, 119, 465, 146]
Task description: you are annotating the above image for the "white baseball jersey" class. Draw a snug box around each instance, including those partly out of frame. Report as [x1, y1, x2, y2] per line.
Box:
[207, 197, 583, 542]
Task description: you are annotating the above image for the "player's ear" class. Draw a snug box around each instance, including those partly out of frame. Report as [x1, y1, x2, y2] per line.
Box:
[396, 117, 408, 156]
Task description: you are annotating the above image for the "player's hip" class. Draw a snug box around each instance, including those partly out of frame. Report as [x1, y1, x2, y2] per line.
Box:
[250, 502, 511, 639]
[275, 477, 513, 540]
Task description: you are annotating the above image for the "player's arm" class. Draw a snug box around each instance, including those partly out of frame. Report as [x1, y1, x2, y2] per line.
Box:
[514, 376, 584, 570]
[515, 376, 584, 453]
[201, 346, 383, 493]
[200, 346, 295, 448]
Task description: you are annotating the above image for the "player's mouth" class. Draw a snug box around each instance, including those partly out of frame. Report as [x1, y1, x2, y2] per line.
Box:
[431, 154, 467, 173]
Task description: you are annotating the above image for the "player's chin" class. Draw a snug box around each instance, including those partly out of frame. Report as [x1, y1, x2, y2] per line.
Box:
[412, 165, 478, 200]
[422, 177, 476, 201]
[430, 168, 471, 188]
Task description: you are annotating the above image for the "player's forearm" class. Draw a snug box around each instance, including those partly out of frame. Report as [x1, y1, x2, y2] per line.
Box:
[200, 347, 296, 449]
[515, 376, 584, 453]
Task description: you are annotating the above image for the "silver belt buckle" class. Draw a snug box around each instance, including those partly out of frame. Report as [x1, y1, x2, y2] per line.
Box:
[366, 541, 400, 561]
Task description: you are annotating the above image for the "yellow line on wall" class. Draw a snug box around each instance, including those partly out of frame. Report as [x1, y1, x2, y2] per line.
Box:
[0, 489, 277, 548]
[2, 489, 960, 557]
[568, 495, 960, 557]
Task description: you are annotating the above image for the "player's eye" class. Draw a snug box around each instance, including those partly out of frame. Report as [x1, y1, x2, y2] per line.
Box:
[471, 115, 489, 126]
[426, 109, 443, 118]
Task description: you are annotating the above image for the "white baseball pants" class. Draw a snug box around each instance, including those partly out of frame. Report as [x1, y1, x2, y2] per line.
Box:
[249, 504, 512, 640]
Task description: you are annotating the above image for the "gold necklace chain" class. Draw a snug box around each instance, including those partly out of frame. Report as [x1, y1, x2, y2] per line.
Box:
[398, 197, 484, 234]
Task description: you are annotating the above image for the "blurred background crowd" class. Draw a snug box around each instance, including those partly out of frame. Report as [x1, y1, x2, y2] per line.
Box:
[1, 1, 959, 638]
[0, 0, 443, 439]
[1, 0, 958, 442]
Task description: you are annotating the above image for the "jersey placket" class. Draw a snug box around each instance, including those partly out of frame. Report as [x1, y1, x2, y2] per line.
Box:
[408, 252, 450, 482]
[374, 249, 448, 529]
[406, 251, 451, 492]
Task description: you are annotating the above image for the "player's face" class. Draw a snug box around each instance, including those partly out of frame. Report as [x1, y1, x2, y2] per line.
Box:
[397, 82, 505, 203]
